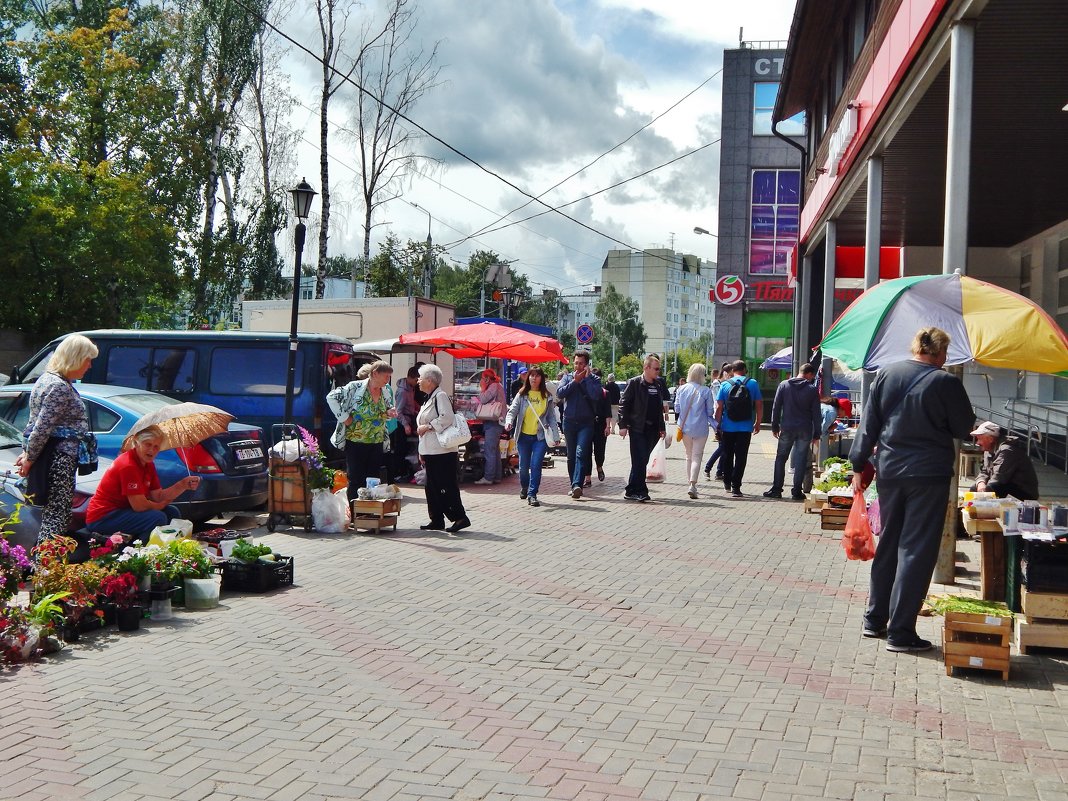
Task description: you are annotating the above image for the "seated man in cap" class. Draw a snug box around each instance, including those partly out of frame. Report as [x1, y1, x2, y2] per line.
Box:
[970, 421, 1039, 501]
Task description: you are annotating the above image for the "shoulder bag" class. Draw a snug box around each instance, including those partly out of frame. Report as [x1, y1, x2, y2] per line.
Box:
[433, 393, 471, 449]
[475, 384, 505, 421]
[675, 389, 696, 442]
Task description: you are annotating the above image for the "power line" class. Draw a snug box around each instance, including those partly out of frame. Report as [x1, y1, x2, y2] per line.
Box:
[233, 0, 713, 268]
[455, 68, 724, 247]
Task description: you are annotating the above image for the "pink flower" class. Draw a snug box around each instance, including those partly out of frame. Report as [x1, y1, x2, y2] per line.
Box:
[109, 534, 125, 545]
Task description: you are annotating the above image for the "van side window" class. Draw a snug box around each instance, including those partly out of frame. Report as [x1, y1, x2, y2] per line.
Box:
[106, 347, 151, 389]
[210, 348, 301, 395]
[151, 349, 196, 393]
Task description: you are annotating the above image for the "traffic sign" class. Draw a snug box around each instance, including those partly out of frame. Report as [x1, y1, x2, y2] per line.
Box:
[575, 323, 595, 344]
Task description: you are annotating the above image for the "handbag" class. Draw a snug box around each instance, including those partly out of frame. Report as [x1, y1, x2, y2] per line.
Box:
[674, 388, 696, 442]
[433, 394, 472, 449]
[475, 400, 504, 421]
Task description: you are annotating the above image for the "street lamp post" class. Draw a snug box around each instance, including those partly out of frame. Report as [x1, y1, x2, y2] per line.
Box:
[283, 178, 317, 426]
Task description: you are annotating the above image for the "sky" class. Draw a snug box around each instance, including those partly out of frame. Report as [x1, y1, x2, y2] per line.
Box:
[280, 0, 798, 298]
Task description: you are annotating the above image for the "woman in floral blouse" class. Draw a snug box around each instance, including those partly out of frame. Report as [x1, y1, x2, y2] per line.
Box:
[326, 360, 397, 505]
[17, 334, 98, 545]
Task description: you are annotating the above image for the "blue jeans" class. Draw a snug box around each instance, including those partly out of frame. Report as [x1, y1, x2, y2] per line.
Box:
[481, 421, 503, 482]
[562, 420, 594, 489]
[516, 433, 548, 496]
[88, 505, 181, 538]
[770, 429, 812, 494]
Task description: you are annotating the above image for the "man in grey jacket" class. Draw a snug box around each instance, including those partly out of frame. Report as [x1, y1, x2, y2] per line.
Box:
[970, 421, 1038, 500]
[763, 363, 822, 500]
[849, 327, 974, 654]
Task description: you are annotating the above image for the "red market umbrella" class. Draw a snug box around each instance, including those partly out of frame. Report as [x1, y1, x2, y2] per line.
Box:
[400, 322, 569, 364]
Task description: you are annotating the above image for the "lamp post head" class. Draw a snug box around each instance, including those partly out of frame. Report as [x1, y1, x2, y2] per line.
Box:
[693, 226, 710, 236]
[291, 178, 317, 220]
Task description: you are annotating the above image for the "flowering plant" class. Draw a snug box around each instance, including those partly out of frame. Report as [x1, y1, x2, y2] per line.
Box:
[0, 605, 35, 664]
[32, 537, 107, 623]
[89, 534, 128, 567]
[162, 539, 214, 580]
[100, 572, 140, 609]
[0, 536, 32, 603]
[112, 542, 159, 579]
[297, 426, 337, 490]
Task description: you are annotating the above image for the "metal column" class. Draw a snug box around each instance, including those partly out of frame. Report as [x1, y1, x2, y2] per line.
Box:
[799, 254, 813, 368]
[819, 221, 837, 463]
[861, 156, 883, 407]
[943, 20, 975, 276]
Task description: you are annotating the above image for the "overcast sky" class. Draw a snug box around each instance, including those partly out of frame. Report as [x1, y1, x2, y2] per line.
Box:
[282, 0, 798, 296]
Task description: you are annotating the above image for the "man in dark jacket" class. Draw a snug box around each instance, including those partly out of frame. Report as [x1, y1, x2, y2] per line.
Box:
[850, 327, 974, 654]
[970, 421, 1038, 500]
[764, 363, 822, 500]
[555, 350, 603, 499]
[618, 355, 666, 502]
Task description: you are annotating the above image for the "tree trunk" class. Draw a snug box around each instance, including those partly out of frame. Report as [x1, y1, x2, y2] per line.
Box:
[316, 78, 330, 299]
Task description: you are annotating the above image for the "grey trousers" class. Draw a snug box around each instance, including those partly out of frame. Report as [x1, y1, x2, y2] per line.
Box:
[863, 478, 951, 642]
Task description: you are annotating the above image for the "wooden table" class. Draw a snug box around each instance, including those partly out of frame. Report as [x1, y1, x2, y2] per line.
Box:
[962, 511, 1006, 602]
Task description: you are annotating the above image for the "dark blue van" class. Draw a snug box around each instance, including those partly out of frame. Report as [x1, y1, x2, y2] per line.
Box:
[10, 330, 367, 456]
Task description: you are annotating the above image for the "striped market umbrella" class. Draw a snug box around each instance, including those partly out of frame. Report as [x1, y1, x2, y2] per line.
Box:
[818, 272, 1068, 374]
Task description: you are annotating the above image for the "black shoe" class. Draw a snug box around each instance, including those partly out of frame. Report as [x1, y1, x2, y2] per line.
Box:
[886, 636, 932, 653]
[520, 489, 528, 500]
[762, 489, 782, 499]
[714, 472, 723, 481]
[597, 467, 605, 482]
[731, 490, 744, 498]
[638, 495, 651, 502]
[446, 517, 471, 534]
[862, 626, 887, 639]
[624, 492, 644, 501]
[528, 494, 540, 507]
[420, 521, 445, 531]
[791, 490, 806, 501]
[571, 485, 583, 499]
[582, 477, 592, 488]
[704, 469, 711, 480]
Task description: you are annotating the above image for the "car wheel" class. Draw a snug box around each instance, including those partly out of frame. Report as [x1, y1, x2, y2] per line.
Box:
[266, 514, 276, 532]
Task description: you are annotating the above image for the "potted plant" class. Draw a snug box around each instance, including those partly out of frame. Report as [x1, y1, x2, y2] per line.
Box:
[0, 534, 32, 604]
[100, 573, 142, 631]
[162, 539, 215, 609]
[32, 537, 107, 641]
[27, 592, 71, 653]
[0, 605, 38, 663]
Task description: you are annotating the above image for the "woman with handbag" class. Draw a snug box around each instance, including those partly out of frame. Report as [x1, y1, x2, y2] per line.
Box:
[415, 364, 471, 533]
[16, 334, 99, 546]
[674, 363, 717, 499]
[504, 367, 560, 507]
[326, 360, 397, 506]
[473, 368, 506, 486]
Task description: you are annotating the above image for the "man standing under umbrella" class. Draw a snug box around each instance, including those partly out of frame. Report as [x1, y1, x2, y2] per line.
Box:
[555, 350, 602, 499]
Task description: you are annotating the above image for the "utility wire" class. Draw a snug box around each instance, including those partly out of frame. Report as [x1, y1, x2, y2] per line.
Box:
[454, 68, 723, 247]
[233, 0, 712, 267]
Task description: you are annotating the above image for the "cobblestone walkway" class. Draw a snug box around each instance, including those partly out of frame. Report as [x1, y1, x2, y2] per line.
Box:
[4, 437, 1068, 801]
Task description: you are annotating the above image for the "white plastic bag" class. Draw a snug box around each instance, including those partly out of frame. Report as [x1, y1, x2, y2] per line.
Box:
[269, 439, 302, 462]
[412, 468, 427, 486]
[646, 438, 666, 483]
[663, 426, 673, 449]
[311, 488, 349, 533]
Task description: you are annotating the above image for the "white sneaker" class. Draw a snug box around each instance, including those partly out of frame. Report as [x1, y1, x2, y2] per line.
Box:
[687, 485, 698, 499]
[473, 478, 493, 486]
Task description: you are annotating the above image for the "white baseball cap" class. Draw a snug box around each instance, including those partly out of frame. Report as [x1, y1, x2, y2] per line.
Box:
[970, 421, 1001, 437]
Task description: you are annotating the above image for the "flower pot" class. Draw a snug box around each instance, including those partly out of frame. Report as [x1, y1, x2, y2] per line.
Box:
[172, 583, 185, 606]
[139, 574, 152, 592]
[149, 598, 173, 621]
[183, 576, 220, 610]
[116, 606, 142, 631]
[61, 623, 80, 643]
[101, 602, 117, 626]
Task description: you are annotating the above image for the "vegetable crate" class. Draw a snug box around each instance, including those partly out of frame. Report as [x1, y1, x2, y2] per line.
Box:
[221, 556, 295, 593]
[351, 498, 401, 534]
[943, 611, 1012, 680]
[820, 504, 850, 531]
[1015, 589, 1068, 654]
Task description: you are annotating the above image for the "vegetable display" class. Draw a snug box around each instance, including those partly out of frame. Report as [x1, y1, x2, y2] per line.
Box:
[231, 539, 273, 563]
[925, 595, 1013, 618]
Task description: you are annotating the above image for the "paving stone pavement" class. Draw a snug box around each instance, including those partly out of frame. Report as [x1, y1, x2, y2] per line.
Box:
[5, 435, 1068, 801]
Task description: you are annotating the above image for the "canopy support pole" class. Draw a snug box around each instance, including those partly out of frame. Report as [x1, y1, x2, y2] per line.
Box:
[819, 221, 837, 464]
[861, 156, 883, 408]
[799, 253, 813, 369]
[943, 20, 974, 276]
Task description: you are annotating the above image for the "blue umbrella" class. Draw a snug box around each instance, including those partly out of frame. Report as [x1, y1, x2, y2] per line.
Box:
[759, 346, 792, 370]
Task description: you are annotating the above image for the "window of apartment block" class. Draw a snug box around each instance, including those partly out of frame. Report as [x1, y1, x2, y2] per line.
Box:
[753, 83, 805, 136]
[749, 169, 801, 275]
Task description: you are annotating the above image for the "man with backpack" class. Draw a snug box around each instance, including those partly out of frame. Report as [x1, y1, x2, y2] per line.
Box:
[714, 360, 763, 498]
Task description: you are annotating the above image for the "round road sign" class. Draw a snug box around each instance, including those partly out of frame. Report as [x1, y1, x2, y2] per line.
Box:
[576, 323, 595, 344]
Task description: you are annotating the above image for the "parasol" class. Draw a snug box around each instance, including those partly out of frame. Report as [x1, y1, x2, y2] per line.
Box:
[759, 346, 793, 370]
[399, 322, 569, 364]
[818, 272, 1068, 374]
[122, 402, 234, 453]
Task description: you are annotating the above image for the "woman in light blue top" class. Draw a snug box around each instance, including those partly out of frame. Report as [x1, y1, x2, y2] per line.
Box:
[673, 363, 717, 499]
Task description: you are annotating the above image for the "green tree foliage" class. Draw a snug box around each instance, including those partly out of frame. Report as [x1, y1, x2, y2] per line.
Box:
[661, 345, 706, 384]
[613, 354, 643, 381]
[593, 283, 645, 368]
[431, 250, 524, 319]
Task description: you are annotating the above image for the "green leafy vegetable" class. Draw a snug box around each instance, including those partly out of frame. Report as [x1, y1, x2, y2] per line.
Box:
[231, 538, 272, 562]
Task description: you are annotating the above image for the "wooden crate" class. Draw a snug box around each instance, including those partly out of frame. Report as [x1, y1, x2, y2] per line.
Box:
[943, 611, 1012, 680]
[1015, 618, 1068, 654]
[1021, 589, 1068, 621]
[803, 494, 825, 514]
[351, 498, 401, 534]
[820, 504, 849, 531]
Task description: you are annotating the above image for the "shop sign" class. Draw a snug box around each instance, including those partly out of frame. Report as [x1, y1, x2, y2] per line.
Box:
[824, 105, 858, 177]
[712, 275, 746, 305]
[749, 279, 863, 305]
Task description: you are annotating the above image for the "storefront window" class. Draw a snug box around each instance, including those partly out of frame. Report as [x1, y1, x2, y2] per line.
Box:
[749, 169, 801, 275]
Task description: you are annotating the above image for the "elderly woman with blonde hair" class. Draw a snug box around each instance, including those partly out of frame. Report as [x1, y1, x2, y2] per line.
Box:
[415, 364, 470, 533]
[16, 334, 98, 544]
[86, 426, 200, 537]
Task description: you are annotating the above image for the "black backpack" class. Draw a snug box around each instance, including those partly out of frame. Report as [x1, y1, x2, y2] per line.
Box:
[725, 377, 753, 422]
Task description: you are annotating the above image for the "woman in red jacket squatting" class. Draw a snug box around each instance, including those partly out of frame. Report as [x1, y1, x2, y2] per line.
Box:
[86, 425, 201, 538]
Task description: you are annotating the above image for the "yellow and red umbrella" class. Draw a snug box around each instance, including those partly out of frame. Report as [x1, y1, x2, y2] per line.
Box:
[818, 273, 1068, 374]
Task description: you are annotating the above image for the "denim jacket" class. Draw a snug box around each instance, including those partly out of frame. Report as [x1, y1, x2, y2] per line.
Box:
[505, 393, 561, 443]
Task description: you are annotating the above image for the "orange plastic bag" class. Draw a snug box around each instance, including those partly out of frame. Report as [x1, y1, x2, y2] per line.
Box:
[843, 491, 876, 561]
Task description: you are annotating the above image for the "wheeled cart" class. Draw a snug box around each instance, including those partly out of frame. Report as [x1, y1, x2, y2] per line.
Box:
[266, 424, 313, 532]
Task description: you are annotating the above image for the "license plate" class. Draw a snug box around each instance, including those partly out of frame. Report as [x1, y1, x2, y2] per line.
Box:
[236, 447, 263, 461]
